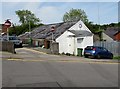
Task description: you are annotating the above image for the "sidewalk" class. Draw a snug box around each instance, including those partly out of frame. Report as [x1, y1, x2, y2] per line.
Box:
[0, 49, 119, 64]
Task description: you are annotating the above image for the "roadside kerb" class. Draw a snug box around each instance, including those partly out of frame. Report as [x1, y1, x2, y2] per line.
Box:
[25, 48, 119, 64]
[1, 49, 119, 64]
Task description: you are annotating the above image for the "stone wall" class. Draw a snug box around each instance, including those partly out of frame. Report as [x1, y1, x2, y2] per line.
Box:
[50, 42, 59, 54]
[0, 41, 15, 53]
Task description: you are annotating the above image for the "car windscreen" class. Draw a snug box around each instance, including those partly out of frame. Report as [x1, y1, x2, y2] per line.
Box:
[9, 37, 18, 40]
[85, 46, 94, 50]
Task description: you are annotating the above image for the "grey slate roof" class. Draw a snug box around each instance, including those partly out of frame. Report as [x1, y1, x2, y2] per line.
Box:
[68, 30, 93, 37]
[104, 27, 120, 40]
[19, 21, 77, 40]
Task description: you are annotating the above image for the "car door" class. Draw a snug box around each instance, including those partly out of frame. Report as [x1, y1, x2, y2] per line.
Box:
[102, 48, 109, 58]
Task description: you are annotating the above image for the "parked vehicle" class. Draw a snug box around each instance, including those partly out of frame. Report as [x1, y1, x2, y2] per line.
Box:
[9, 36, 23, 48]
[1, 35, 23, 48]
[84, 46, 113, 59]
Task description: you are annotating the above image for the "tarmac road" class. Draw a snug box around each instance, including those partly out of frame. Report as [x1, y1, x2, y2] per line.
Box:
[1, 48, 119, 88]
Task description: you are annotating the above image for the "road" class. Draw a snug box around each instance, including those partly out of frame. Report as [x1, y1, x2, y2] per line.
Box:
[2, 48, 118, 88]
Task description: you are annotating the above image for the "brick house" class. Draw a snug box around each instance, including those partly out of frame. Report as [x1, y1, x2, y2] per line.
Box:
[114, 31, 120, 41]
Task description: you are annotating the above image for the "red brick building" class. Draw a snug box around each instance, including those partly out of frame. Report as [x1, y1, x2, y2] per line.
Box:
[0, 24, 7, 35]
[114, 31, 120, 41]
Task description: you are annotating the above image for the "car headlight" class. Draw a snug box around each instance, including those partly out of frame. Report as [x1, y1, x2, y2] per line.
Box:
[92, 51, 95, 53]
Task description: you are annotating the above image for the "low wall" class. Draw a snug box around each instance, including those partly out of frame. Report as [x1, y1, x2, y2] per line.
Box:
[50, 42, 59, 54]
[0, 41, 15, 53]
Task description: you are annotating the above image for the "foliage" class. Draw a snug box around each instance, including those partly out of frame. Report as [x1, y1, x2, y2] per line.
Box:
[9, 10, 43, 36]
[15, 10, 40, 25]
[113, 56, 120, 60]
[63, 8, 88, 23]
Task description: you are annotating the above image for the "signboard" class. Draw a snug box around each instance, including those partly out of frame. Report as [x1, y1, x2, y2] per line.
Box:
[50, 26, 55, 32]
[4, 19, 11, 28]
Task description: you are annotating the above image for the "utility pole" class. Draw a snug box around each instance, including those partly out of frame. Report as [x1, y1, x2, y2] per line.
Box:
[50, 26, 55, 53]
[29, 20, 32, 46]
[97, 2, 102, 41]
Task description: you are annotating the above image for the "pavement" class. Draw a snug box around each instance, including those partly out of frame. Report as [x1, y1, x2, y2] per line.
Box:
[0, 47, 119, 64]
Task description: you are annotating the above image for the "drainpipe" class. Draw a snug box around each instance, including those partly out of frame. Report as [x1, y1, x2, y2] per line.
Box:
[74, 36, 76, 55]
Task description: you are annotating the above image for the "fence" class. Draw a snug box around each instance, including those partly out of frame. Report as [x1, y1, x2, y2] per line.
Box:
[94, 41, 120, 56]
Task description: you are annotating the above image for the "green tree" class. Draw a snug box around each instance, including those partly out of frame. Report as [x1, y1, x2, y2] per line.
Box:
[63, 8, 88, 23]
[15, 10, 40, 25]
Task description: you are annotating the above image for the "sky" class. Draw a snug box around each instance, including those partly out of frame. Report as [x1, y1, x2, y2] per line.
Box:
[0, 0, 119, 25]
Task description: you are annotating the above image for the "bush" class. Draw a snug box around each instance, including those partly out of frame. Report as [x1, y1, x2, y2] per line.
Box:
[113, 56, 120, 60]
[66, 53, 71, 56]
[61, 52, 65, 55]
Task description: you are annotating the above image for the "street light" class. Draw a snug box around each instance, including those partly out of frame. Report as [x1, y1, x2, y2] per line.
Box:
[50, 26, 55, 53]
[28, 20, 32, 46]
[51, 26, 55, 43]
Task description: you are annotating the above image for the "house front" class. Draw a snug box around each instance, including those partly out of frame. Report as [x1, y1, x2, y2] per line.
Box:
[56, 20, 93, 55]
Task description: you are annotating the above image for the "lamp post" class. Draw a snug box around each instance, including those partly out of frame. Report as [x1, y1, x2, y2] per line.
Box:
[4, 19, 11, 41]
[50, 26, 55, 53]
[51, 26, 55, 42]
[29, 20, 32, 46]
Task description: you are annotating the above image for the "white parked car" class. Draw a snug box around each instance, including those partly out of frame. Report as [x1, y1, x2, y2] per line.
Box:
[1, 35, 23, 48]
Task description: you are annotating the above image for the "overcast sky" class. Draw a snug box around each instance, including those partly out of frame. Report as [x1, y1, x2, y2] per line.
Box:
[1, 0, 119, 25]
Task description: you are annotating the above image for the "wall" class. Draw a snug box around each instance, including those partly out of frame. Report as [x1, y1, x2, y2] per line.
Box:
[50, 42, 59, 54]
[68, 20, 91, 32]
[74, 36, 93, 55]
[0, 41, 15, 53]
[102, 33, 114, 42]
[56, 31, 75, 54]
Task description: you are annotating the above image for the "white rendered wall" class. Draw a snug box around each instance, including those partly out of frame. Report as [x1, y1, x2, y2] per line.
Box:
[56, 31, 75, 54]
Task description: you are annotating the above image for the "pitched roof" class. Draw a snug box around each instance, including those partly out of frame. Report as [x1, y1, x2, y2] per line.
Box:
[68, 30, 92, 37]
[114, 31, 120, 36]
[19, 21, 77, 40]
[104, 27, 120, 39]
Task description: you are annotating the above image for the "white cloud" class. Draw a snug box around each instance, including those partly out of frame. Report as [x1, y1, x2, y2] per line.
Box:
[38, 6, 63, 24]
[22, 2, 42, 13]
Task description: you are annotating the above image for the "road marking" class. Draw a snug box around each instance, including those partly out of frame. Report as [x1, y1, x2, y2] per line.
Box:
[7, 58, 22, 61]
[4, 58, 119, 64]
[56, 60, 119, 64]
[16, 48, 47, 54]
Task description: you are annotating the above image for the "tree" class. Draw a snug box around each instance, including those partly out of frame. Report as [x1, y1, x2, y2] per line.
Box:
[15, 10, 40, 25]
[63, 8, 88, 23]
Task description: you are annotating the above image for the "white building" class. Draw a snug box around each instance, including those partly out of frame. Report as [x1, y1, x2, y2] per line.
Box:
[56, 20, 93, 55]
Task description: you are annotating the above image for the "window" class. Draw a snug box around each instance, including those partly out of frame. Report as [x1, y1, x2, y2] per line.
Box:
[77, 38, 83, 43]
